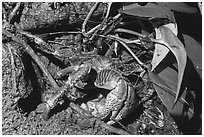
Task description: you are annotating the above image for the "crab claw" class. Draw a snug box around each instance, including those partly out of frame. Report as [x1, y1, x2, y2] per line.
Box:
[36, 103, 51, 120]
[42, 103, 51, 121]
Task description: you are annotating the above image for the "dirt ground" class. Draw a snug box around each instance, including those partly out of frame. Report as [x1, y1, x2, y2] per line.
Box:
[2, 65, 181, 135]
[2, 43, 181, 134]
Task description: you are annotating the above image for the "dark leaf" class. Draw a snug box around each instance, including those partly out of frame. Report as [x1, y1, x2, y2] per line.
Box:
[121, 2, 175, 23]
[183, 34, 202, 78]
[151, 26, 169, 71]
[151, 22, 179, 70]
[122, 2, 142, 10]
[148, 68, 194, 119]
[156, 2, 197, 14]
[157, 26, 187, 106]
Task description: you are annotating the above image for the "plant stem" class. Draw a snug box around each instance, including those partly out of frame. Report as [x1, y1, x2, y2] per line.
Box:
[3, 29, 59, 89]
[7, 43, 17, 94]
[89, 2, 112, 41]
[115, 28, 168, 47]
[107, 35, 146, 68]
[9, 2, 21, 23]
[82, 2, 100, 36]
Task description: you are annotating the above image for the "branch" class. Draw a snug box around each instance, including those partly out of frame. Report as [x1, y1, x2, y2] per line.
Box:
[115, 28, 168, 47]
[3, 29, 59, 89]
[86, 13, 121, 35]
[107, 35, 147, 68]
[89, 2, 112, 40]
[7, 43, 17, 94]
[9, 2, 21, 23]
[16, 28, 54, 54]
[82, 2, 100, 36]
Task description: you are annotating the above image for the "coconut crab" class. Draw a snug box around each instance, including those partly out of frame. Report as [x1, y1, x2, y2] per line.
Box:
[80, 68, 139, 125]
[42, 55, 144, 124]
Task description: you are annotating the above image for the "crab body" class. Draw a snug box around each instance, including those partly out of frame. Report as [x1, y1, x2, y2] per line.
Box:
[81, 68, 139, 125]
[43, 55, 140, 123]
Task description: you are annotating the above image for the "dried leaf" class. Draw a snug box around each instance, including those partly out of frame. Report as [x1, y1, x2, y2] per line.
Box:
[121, 2, 175, 23]
[156, 2, 197, 14]
[158, 26, 187, 106]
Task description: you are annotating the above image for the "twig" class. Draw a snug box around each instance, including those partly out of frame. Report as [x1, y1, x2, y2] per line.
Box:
[82, 2, 100, 36]
[8, 2, 21, 23]
[89, 2, 112, 40]
[16, 28, 54, 53]
[105, 2, 112, 20]
[87, 24, 101, 35]
[45, 31, 82, 35]
[116, 28, 146, 38]
[3, 29, 59, 89]
[107, 35, 147, 68]
[115, 28, 168, 46]
[87, 13, 121, 35]
[7, 43, 17, 94]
